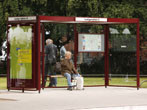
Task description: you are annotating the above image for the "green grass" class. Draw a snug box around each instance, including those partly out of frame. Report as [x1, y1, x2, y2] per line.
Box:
[140, 78, 147, 88]
[0, 77, 7, 89]
[0, 77, 147, 89]
[110, 77, 136, 86]
[110, 77, 147, 88]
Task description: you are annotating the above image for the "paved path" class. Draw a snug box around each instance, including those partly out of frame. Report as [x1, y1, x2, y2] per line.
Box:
[0, 87, 147, 110]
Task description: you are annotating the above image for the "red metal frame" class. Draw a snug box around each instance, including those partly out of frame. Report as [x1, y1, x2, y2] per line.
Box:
[41, 24, 45, 89]
[7, 19, 39, 92]
[7, 24, 10, 90]
[32, 23, 36, 88]
[107, 18, 138, 24]
[39, 16, 139, 24]
[104, 25, 109, 87]
[37, 16, 41, 93]
[39, 16, 75, 23]
[137, 21, 140, 90]
[74, 24, 78, 68]
[7, 16, 140, 92]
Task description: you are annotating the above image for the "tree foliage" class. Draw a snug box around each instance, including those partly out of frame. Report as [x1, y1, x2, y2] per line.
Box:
[0, 0, 146, 75]
[0, 0, 147, 42]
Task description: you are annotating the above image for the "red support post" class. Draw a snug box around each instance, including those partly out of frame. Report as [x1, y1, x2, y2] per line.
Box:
[104, 25, 109, 87]
[74, 24, 78, 68]
[7, 25, 10, 90]
[37, 16, 41, 93]
[32, 24, 36, 88]
[42, 24, 45, 89]
[137, 21, 140, 90]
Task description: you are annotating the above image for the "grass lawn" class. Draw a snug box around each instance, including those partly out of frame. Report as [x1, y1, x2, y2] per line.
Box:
[0, 77, 7, 90]
[0, 77, 147, 89]
[110, 77, 147, 88]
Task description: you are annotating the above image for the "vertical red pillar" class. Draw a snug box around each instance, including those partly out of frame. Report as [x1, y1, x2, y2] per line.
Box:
[33, 24, 36, 88]
[104, 25, 109, 87]
[74, 24, 78, 68]
[42, 25, 45, 89]
[37, 16, 41, 93]
[7, 25, 10, 90]
[137, 21, 140, 90]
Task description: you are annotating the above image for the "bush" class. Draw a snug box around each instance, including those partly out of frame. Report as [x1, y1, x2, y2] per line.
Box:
[0, 61, 7, 75]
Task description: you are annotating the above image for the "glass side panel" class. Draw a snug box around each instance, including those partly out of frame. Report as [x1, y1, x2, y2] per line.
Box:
[77, 24, 105, 86]
[43, 23, 75, 87]
[109, 24, 137, 86]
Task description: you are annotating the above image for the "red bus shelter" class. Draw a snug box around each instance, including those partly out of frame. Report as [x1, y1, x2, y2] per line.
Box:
[7, 16, 140, 92]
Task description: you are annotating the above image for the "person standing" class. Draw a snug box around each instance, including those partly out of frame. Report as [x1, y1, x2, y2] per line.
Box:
[60, 43, 67, 60]
[44, 39, 58, 87]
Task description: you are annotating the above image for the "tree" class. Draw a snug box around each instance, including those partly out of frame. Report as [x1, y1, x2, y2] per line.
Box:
[0, 0, 147, 75]
[0, 0, 147, 41]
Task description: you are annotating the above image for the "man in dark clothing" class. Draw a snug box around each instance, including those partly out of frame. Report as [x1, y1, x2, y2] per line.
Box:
[45, 39, 58, 87]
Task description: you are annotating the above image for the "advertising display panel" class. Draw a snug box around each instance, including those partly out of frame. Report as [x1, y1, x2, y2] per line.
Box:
[9, 25, 32, 79]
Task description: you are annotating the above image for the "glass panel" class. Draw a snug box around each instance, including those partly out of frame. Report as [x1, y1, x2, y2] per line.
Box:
[77, 24, 105, 86]
[77, 52, 105, 85]
[43, 23, 74, 87]
[9, 25, 32, 79]
[109, 24, 137, 86]
[140, 39, 147, 88]
[43, 23, 105, 87]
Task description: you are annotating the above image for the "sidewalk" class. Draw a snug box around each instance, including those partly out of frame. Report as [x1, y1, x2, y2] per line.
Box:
[0, 87, 147, 110]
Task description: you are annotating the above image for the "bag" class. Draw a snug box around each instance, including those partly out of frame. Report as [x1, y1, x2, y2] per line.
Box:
[74, 77, 84, 90]
[55, 62, 61, 73]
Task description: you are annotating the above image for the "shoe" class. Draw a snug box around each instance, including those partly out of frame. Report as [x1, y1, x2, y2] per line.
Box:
[67, 86, 72, 91]
[48, 83, 53, 87]
[52, 85, 57, 87]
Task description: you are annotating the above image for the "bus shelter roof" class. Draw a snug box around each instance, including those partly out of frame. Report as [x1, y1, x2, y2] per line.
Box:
[8, 16, 139, 24]
[39, 16, 139, 24]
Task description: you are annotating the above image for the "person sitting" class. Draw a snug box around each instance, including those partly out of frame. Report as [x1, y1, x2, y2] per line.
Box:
[61, 51, 80, 91]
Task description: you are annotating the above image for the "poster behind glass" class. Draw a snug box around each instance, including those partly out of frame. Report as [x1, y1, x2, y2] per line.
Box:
[9, 25, 32, 79]
[78, 33, 105, 52]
